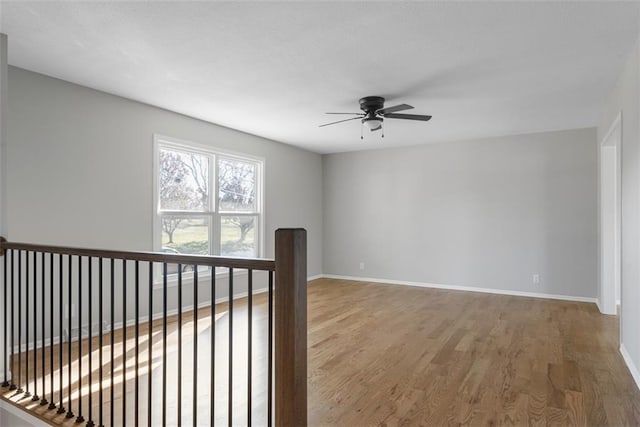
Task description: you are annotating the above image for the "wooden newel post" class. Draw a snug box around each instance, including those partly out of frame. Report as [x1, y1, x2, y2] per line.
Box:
[275, 228, 307, 427]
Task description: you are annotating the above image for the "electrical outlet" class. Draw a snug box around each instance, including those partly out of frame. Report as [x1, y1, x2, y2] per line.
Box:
[359, 262, 365, 270]
[532, 274, 540, 284]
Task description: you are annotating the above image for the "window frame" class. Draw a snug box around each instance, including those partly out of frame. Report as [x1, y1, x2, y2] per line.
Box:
[152, 134, 265, 286]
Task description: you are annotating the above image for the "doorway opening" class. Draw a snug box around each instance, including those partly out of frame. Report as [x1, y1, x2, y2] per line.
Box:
[599, 113, 621, 315]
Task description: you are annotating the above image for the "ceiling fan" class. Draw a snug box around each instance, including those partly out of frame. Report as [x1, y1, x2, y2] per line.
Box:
[319, 96, 432, 138]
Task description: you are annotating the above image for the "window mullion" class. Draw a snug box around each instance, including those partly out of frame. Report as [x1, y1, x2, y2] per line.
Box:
[158, 210, 212, 216]
[211, 154, 220, 256]
[212, 213, 221, 256]
[217, 211, 259, 216]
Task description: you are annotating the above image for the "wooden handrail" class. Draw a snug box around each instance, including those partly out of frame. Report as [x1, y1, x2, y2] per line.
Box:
[275, 228, 308, 427]
[1, 230, 309, 425]
[0, 240, 275, 270]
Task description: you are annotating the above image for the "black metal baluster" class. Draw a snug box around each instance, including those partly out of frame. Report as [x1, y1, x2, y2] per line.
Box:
[32, 251, 38, 402]
[193, 266, 198, 427]
[247, 269, 253, 427]
[48, 253, 56, 410]
[267, 271, 273, 427]
[135, 261, 140, 427]
[77, 257, 85, 423]
[40, 252, 47, 406]
[147, 262, 153, 427]
[162, 263, 167, 427]
[122, 260, 127, 426]
[228, 268, 233, 427]
[9, 250, 16, 391]
[25, 251, 30, 397]
[57, 254, 65, 414]
[2, 248, 8, 388]
[99, 258, 104, 427]
[88, 256, 95, 427]
[210, 270, 215, 426]
[178, 265, 182, 427]
[110, 258, 114, 427]
[67, 255, 74, 419]
[17, 250, 23, 394]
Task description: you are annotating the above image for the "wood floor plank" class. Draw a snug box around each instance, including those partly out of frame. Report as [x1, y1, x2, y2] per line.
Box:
[2, 278, 640, 426]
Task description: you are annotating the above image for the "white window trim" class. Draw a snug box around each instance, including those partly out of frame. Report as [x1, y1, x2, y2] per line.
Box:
[152, 134, 265, 288]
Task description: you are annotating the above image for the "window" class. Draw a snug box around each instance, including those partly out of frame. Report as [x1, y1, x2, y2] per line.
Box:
[154, 136, 263, 273]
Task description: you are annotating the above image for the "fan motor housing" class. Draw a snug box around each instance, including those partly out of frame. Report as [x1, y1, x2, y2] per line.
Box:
[359, 96, 385, 114]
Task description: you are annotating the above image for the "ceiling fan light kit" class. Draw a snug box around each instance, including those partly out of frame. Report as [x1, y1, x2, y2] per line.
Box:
[362, 116, 383, 130]
[319, 96, 432, 140]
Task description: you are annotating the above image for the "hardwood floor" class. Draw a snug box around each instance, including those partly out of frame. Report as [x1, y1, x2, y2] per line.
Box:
[3, 278, 640, 426]
[3, 295, 270, 427]
[308, 279, 640, 426]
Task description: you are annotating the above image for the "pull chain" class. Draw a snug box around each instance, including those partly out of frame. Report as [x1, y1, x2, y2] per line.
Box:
[361, 122, 364, 140]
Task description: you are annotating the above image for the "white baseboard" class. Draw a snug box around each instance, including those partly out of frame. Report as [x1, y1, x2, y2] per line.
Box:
[6, 275, 319, 354]
[595, 298, 618, 315]
[8, 287, 271, 354]
[321, 274, 598, 304]
[620, 343, 640, 391]
[6, 273, 597, 354]
[97, 286, 273, 340]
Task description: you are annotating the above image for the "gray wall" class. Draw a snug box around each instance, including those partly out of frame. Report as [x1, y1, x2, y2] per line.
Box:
[323, 128, 598, 298]
[0, 404, 42, 427]
[5, 67, 323, 342]
[7, 67, 323, 275]
[598, 35, 640, 381]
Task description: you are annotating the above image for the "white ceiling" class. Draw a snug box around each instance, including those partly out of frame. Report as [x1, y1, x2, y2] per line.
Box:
[1, 1, 639, 154]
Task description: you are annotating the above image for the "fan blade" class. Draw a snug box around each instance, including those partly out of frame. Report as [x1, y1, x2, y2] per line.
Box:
[376, 104, 414, 115]
[325, 112, 363, 115]
[319, 116, 362, 127]
[383, 113, 432, 122]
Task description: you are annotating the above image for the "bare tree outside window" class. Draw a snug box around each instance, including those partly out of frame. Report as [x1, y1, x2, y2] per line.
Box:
[219, 159, 257, 256]
[159, 151, 191, 244]
[156, 141, 261, 264]
[159, 149, 210, 254]
[218, 159, 256, 211]
[182, 153, 209, 210]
